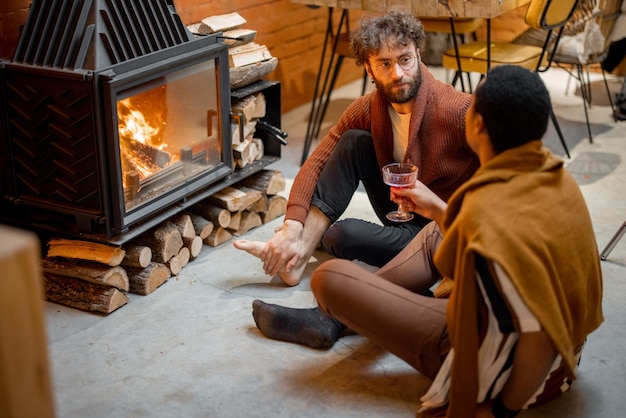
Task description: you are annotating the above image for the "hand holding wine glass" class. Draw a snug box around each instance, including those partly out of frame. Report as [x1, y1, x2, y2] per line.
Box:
[382, 163, 418, 222]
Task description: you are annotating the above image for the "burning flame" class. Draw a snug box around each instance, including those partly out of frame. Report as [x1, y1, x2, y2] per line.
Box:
[117, 97, 177, 185]
[119, 106, 161, 147]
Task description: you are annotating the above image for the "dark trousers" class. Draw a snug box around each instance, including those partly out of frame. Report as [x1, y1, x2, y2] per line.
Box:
[311, 129, 429, 267]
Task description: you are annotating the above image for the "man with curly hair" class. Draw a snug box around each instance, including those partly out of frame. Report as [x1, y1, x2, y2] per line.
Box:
[235, 11, 479, 286]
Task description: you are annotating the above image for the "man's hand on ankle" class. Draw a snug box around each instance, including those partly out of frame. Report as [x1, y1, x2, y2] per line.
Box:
[261, 220, 305, 276]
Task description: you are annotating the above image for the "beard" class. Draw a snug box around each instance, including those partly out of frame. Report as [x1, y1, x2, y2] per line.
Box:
[372, 65, 422, 104]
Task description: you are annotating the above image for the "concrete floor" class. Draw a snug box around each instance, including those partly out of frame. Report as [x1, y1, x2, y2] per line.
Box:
[44, 67, 626, 418]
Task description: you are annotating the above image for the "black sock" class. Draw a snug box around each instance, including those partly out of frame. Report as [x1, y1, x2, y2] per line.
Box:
[251, 300, 345, 349]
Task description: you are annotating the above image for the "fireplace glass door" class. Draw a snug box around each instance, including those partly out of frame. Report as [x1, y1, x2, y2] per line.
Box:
[117, 60, 222, 210]
[103, 40, 232, 233]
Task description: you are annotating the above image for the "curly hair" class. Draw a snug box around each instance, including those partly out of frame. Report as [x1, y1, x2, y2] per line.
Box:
[474, 65, 552, 154]
[350, 11, 426, 66]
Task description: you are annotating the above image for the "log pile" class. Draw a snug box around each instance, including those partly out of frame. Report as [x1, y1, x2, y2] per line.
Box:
[231, 91, 267, 169]
[41, 169, 287, 314]
[186, 12, 278, 89]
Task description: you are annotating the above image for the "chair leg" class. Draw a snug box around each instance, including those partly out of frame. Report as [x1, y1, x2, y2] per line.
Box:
[600, 220, 626, 261]
[601, 68, 618, 122]
[576, 64, 593, 144]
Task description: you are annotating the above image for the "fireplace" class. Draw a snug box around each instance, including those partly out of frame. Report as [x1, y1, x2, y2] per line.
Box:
[0, 0, 281, 244]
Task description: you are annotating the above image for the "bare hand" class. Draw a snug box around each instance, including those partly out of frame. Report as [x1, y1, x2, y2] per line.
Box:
[260, 220, 304, 276]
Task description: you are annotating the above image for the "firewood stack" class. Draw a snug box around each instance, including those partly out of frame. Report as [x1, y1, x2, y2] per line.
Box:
[186, 12, 278, 89]
[231, 92, 267, 168]
[40, 169, 286, 314]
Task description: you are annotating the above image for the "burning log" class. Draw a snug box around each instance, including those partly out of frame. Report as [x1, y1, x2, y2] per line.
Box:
[42, 258, 129, 292]
[125, 262, 171, 295]
[46, 238, 125, 266]
[43, 273, 128, 314]
[123, 139, 171, 171]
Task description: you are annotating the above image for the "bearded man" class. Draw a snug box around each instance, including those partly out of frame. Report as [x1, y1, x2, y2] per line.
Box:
[235, 11, 479, 287]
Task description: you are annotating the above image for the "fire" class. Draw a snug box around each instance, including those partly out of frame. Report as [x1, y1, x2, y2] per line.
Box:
[119, 105, 160, 147]
[117, 97, 177, 185]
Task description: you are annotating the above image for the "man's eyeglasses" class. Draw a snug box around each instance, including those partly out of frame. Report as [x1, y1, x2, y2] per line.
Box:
[372, 54, 418, 75]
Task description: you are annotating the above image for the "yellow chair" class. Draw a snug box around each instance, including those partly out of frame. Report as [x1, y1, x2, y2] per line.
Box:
[441, 0, 581, 158]
[420, 17, 485, 92]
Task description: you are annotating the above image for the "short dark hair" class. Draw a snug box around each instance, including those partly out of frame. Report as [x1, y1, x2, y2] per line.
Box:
[350, 11, 426, 66]
[474, 65, 551, 154]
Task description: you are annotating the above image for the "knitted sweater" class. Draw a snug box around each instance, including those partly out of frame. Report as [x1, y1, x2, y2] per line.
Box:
[434, 141, 604, 417]
[286, 63, 479, 225]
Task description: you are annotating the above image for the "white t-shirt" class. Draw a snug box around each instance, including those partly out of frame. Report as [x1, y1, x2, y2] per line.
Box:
[388, 105, 411, 163]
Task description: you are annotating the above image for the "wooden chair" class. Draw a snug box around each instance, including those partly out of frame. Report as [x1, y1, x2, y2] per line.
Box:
[441, 0, 582, 158]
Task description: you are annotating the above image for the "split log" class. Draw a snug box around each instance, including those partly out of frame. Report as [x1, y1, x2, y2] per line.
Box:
[138, 224, 183, 263]
[232, 92, 266, 124]
[125, 262, 171, 295]
[252, 137, 264, 161]
[200, 12, 246, 33]
[222, 28, 257, 47]
[166, 214, 196, 239]
[43, 273, 128, 314]
[248, 193, 268, 212]
[233, 211, 262, 236]
[204, 227, 233, 247]
[183, 235, 203, 259]
[194, 202, 231, 229]
[207, 186, 262, 212]
[189, 213, 214, 239]
[42, 258, 129, 292]
[232, 138, 255, 162]
[121, 245, 152, 268]
[167, 247, 190, 276]
[227, 211, 242, 231]
[230, 56, 278, 89]
[47, 238, 125, 266]
[236, 169, 285, 196]
[261, 195, 287, 223]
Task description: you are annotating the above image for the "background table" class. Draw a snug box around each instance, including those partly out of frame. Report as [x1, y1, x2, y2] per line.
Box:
[291, 0, 530, 19]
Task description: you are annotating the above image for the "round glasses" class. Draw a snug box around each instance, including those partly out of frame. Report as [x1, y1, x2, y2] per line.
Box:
[372, 53, 418, 76]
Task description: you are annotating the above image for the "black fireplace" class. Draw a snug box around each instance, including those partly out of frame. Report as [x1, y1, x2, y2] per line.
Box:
[0, 0, 281, 244]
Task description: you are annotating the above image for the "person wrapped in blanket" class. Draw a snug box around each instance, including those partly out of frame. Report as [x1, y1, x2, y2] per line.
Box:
[251, 65, 604, 418]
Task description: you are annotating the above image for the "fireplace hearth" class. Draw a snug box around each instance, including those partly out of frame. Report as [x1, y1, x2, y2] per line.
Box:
[0, 0, 281, 245]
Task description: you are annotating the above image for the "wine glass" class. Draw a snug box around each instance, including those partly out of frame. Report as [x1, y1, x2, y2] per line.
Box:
[382, 163, 418, 222]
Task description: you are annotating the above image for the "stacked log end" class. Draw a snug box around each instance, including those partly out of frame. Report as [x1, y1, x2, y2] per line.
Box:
[41, 169, 286, 314]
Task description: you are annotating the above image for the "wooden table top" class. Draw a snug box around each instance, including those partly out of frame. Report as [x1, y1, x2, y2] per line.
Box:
[291, 0, 531, 19]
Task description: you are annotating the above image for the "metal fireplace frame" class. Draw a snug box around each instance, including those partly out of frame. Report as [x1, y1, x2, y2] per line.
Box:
[0, 0, 282, 245]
